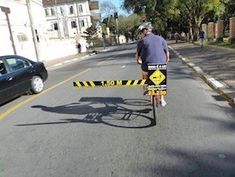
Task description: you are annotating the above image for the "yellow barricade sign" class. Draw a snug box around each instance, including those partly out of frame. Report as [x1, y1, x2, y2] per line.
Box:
[147, 64, 167, 96]
[73, 80, 146, 88]
[73, 64, 167, 96]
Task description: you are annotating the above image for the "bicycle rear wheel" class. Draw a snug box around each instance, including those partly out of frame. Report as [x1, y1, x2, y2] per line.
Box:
[151, 95, 157, 125]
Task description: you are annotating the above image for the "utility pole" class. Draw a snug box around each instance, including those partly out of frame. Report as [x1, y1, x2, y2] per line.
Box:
[114, 12, 119, 44]
[26, 0, 40, 60]
[75, 2, 82, 34]
[0, 6, 17, 54]
[55, 0, 62, 39]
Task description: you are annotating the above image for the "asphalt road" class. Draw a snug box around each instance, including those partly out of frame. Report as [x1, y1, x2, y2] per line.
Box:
[0, 43, 235, 177]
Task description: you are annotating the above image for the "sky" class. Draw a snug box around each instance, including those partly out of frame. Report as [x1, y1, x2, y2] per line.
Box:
[99, 0, 124, 9]
[98, 0, 129, 17]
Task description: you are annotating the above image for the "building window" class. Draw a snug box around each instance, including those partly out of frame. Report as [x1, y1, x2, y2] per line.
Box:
[54, 23, 58, 30]
[79, 5, 83, 12]
[81, 20, 85, 27]
[71, 21, 77, 28]
[51, 8, 55, 16]
[17, 33, 28, 42]
[69, 6, 74, 14]
[45, 9, 49, 16]
[60, 7, 64, 15]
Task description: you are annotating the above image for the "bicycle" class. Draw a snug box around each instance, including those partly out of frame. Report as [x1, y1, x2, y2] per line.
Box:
[145, 64, 167, 122]
[73, 61, 167, 125]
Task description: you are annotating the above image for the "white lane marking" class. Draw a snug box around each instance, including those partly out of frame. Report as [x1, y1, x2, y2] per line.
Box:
[52, 63, 63, 67]
[64, 60, 72, 64]
[47, 56, 88, 70]
[97, 60, 106, 66]
[0, 69, 90, 120]
[208, 78, 225, 88]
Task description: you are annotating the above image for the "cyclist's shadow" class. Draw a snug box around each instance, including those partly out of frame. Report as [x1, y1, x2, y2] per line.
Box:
[18, 97, 156, 128]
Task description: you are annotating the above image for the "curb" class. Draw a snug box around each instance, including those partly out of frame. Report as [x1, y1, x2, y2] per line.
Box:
[169, 46, 235, 105]
[45, 46, 116, 70]
[46, 55, 88, 70]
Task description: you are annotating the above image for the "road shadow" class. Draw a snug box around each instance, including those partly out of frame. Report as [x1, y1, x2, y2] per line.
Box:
[170, 43, 235, 88]
[193, 102, 235, 132]
[132, 146, 235, 177]
[16, 97, 156, 129]
[167, 62, 198, 81]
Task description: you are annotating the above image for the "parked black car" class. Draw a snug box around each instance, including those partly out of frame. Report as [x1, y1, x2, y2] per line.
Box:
[0, 55, 48, 105]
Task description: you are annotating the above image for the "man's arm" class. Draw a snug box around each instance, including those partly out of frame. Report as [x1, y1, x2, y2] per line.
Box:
[165, 51, 170, 63]
[161, 38, 170, 63]
[136, 40, 143, 64]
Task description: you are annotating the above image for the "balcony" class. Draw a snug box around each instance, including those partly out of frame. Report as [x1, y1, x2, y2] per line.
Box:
[91, 12, 100, 21]
[89, 1, 99, 10]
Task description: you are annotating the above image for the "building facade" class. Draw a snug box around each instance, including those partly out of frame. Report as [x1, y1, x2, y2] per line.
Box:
[42, 0, 100, 39]
[0, 0, 100, 61]
[0, 0, 48, 59]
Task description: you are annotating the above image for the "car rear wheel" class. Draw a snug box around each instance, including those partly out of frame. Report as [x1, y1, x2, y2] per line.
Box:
[31, 76, 44, 94]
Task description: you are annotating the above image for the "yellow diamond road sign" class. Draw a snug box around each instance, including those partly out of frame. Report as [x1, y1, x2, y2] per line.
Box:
[149, 70, 165, 85]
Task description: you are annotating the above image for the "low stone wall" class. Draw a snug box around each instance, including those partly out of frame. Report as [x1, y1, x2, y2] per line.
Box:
[202, 17, 235, 43]
[230, 17, 235, 42]
[38, 38, 87, 62]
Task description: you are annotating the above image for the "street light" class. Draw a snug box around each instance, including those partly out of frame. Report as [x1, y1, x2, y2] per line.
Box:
[114, 12, 119, 44]
[0, 6, 16, 55]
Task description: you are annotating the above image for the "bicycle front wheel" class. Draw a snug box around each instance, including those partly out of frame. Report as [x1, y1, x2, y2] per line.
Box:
[151, 95, 157, 125]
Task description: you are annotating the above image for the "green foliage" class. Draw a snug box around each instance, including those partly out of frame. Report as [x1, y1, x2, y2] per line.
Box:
[82, 25, 98, 45]
[123, 0, 180, 35]
[175, 0, 224, 40]
[123, 0, 227, 40]
[108, 15, 116, 34]
[118, 14, 142, 40]
[208, 40, 235, 48]
[101, 15, 117, 34]
[220, 0, 235, 29]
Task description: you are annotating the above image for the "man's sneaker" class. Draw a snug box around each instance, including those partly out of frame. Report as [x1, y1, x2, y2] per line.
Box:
[161, 100, 167, 107]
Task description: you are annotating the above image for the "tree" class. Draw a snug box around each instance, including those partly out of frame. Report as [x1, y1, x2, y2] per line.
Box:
[123, 0, 178, 36]
[176, 0, 223, 40]
[82, 25, 98, 47]
[221, 0, 235, 30]
[118, 14, 142, 41]
[123, 0, 224, 40]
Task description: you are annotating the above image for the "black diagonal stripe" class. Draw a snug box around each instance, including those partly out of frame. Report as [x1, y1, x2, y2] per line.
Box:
[137, 80, 142, 85]
[73, 82, 78, 87]
[87, 82, 92, 87]
[93, 81, 102, 86]
[122, 80, 128, 85]
[130, 80, 135, 86]
[80, 82, 85, 87]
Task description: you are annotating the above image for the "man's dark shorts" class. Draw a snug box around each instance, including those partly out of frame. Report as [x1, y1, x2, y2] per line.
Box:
[141, 62, 148, 72]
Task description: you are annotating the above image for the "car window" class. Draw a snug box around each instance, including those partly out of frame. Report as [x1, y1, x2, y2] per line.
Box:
[0, 60, 7, 76]
[6, 57, 31, 72]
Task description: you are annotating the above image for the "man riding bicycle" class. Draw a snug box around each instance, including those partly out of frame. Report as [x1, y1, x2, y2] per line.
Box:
[136, 22, 170, 106]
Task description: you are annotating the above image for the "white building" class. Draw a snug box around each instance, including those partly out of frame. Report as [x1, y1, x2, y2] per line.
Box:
[0, 0, 100, 61]
[0, 0, 48, 60]
[42, 0, 100, 39]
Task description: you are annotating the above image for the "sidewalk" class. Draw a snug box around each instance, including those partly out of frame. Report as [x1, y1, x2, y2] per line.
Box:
[43, 53, 88, 69]
[43, 46, 109, 69]
[169, 40, 235, 105]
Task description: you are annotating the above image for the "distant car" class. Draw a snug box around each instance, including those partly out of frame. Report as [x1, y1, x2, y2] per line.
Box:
[0, 55, 48, 105]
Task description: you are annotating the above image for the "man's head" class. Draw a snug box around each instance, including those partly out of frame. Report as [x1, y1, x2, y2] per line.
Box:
[137, 22, 153, 36]
[138, 30, 145, 39]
